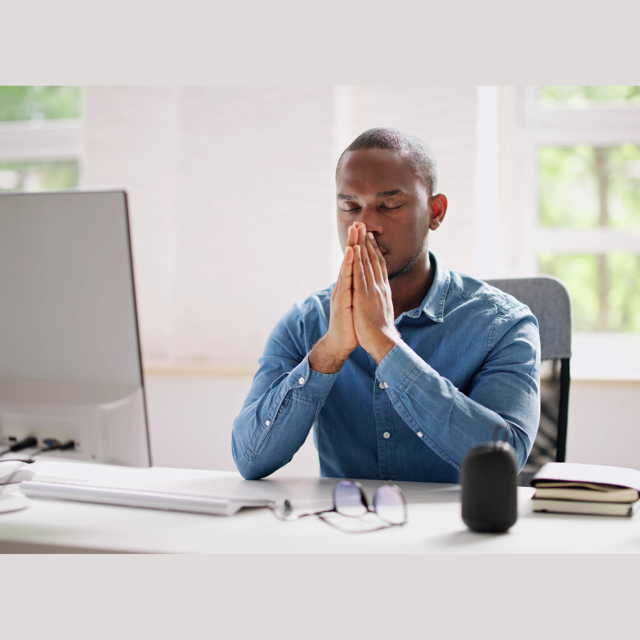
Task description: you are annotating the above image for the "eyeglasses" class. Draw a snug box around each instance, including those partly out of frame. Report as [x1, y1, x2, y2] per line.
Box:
[272, 480, 408, 533]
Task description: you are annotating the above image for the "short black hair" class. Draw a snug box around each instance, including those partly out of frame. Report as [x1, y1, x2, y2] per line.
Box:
[336, 127, 437, 194]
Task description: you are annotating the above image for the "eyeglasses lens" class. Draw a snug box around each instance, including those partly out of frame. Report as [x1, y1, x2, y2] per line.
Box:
[373, 485, 407, 525]
[333, 481, 368, 517]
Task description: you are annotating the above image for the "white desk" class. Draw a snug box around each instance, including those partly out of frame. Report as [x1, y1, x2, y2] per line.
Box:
[1, 460, 639, 554]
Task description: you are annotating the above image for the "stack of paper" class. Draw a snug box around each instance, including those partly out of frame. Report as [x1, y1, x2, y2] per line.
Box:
[531, 462, 640, 517]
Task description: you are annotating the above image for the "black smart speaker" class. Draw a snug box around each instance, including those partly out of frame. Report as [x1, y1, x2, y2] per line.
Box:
[460, 439, 518, 533]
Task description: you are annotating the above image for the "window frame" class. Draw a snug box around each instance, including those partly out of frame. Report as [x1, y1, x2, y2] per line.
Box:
[0, 118, 82, 163]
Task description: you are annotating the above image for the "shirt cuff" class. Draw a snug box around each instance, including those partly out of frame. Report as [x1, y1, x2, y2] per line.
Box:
[285, 354, 339, 401]
[375, 340, 432, 391]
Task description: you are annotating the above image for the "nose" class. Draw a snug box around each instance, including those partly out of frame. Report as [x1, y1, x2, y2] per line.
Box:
[355, 203, 384, 235]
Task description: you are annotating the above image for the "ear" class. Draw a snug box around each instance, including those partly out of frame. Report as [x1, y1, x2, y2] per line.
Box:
[428, 194, 448, 230]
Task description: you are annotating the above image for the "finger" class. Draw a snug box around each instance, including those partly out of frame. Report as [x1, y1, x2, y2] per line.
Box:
[380, 251, 389, 280]
[353, 222, 362, 246]
[342, 246, 353, 295]
[337, 245, 353, 296]
[368, 232, 388, 281]
[359, 223, 367, 246]
[360, 234, 375, 288]
[366, 232, 384, 282]
[353, 245, 367, 295]
[341, 247, 353, 307]
[366, 230, 388, 279]
[347, 223, 356, 247]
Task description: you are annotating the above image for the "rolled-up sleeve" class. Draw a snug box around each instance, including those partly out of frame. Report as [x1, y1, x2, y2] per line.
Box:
[231, 305, 338, 480]
[375, 310, 540, 471]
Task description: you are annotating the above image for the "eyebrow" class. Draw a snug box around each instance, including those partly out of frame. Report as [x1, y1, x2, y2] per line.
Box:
[337, 189, 405, 200]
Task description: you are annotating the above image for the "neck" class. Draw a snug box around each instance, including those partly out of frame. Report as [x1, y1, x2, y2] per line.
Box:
[390, 251, 433, 318]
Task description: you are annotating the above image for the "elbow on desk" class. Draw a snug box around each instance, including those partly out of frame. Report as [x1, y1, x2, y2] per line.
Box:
[236, 460, 269, 481]
[231, 437, 272, 480]
[233, 449, 290, 481]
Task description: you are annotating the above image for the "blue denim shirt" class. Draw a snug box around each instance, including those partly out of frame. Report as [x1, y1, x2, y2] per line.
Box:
[232, 252, 540, 482]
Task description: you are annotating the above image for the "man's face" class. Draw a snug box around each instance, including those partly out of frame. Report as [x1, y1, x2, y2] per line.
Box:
[336, 148, 431, 279]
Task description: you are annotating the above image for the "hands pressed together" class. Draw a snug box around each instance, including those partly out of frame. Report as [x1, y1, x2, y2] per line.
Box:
[309, 222, 402, 374]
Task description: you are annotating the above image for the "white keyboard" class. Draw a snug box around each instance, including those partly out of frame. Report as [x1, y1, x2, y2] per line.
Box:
[20, 480, 275, 516]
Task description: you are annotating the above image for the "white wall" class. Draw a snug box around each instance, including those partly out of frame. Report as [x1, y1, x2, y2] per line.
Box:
[567, 382, 640, 469]
[174, 88, 339, 363]
[82, 88, 180, 357]
[82, 87, 339, 365]
[82, 86, 479, 366]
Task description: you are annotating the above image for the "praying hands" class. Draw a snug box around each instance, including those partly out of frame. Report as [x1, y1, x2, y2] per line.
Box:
[309, 222, 401, 373]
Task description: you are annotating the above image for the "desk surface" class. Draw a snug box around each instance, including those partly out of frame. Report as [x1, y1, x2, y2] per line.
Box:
[1, 460, 639, 554]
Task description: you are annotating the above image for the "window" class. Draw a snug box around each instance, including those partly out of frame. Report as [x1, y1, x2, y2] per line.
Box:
[537, 141, 640, 332]
[0, 86, 82, 193]
[530, 87, 640, 335]
[495, 86, 640, 378]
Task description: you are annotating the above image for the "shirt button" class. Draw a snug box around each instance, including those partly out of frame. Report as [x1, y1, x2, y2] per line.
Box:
[265, 420, 271, 427]
[378, 381, 389, 389]
[297, 377, 305, 385]
[417, 431, 423, 438]
[383, 432, 391, 439]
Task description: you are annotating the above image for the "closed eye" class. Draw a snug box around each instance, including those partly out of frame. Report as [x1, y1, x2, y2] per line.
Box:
[339, 203, 405, 212]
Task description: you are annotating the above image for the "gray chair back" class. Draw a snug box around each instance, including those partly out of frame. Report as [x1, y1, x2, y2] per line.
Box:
[486, 276, 572, 483]
[486, 277, 571, 360]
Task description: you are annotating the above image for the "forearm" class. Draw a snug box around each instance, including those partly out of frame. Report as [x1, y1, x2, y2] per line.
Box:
[232, 355, 338, 479]
[377, 341, 538, 470]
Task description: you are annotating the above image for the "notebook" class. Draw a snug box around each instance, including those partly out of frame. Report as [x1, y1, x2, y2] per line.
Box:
[531, 462, 640, 517]
[532, 499, 639, 517]
[531, 462, 640, 495]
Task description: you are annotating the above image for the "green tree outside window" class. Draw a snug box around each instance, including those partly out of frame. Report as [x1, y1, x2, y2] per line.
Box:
[0, 86, 81, 121]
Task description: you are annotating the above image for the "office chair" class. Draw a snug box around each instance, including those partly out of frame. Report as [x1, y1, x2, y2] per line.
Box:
[486, 277, 572, 486]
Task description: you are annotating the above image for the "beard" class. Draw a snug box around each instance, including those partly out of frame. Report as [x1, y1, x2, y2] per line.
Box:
[388, 248, 424, 280]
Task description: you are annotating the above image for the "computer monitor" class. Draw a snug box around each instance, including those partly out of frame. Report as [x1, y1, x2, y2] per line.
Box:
[0, 190, 152, 466]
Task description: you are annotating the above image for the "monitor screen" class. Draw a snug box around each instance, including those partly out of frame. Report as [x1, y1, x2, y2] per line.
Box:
[0, 190, 151, 466]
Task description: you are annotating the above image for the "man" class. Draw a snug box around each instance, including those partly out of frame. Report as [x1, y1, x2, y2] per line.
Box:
[232, 128, 540, 482]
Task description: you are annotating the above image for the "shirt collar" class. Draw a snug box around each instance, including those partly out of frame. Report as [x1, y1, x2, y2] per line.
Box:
[401, 251, 450, 323]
